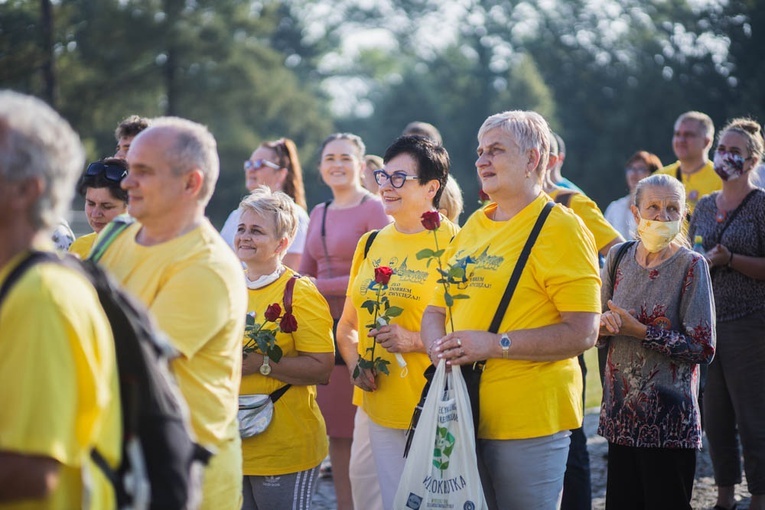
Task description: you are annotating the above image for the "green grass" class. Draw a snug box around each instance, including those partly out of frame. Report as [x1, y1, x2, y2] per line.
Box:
[584, 347, 603, 411]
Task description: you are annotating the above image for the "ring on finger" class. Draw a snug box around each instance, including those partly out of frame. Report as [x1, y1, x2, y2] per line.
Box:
[456, 338, 462, 347]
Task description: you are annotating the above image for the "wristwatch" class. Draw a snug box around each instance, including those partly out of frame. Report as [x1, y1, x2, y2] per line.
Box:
[259, 355, 272, 375]
[499, 333, 512, 359]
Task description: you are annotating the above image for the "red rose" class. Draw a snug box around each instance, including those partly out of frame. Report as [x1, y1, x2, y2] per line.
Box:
[421, 211, 441, 231]
[264, 303, 282, 322]
[280, 312, 298, 333]
[374, 266, 393, 285]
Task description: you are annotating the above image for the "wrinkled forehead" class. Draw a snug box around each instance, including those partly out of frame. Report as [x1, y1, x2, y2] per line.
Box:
[638, 185, 684, 205]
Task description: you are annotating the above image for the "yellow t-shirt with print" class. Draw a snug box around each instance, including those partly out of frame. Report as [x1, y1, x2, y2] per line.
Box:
[431, 195, 601, 440]
[549, 188, 621, 251]
[0, 251, 121, 510]
[69, 231, 97, 259]
[98, 220, 247, 510]
[658, 161, 721, 214]
[240, 270, 334, 476]
[348, 217, 459, 429]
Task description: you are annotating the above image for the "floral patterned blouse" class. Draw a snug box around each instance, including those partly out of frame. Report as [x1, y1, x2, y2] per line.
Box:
[597, 243, 716, 449]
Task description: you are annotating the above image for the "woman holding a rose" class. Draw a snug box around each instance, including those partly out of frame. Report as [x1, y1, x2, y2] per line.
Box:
[336, 135, 458, 509]
[235, 186, 335, 509]
[421, 111, 601, 509]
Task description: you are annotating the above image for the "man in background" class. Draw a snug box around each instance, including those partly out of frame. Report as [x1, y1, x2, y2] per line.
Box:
[658, 111, 721, 215]
[114, 114, 150, 159]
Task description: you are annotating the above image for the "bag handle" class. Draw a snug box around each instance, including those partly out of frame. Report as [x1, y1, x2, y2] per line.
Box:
[271, 274, 300, 401]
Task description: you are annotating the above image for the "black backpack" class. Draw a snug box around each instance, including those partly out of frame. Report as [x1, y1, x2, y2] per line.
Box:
[0, 238, 211, 509]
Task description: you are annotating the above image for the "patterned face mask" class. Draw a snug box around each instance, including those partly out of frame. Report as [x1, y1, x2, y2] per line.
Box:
[713, 150, 747, 182]
[637, 218, 681, 253]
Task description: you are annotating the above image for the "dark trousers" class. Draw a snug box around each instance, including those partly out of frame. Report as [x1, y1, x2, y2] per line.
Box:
[605, 443, 696, 510]
[561, 353, 592, 510]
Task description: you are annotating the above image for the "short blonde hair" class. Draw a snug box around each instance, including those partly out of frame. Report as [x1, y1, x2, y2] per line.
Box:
[439, 175, 464, 223]
[238, 186, 299, 249]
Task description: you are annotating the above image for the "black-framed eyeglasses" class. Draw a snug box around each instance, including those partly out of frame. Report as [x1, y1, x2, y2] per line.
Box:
[85, 162, 127, 183]
[373, 169, 419, 188]
[244, 159, 281, 172]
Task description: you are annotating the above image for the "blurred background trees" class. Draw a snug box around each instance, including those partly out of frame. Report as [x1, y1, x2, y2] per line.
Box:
[1, 0, 761, 227]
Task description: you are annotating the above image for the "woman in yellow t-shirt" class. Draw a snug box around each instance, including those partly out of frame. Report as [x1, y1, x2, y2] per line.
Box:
[422, 111, 601, 510]
[235, 187, 335, 510]
[336, 135, 458, 510]
[68, 158, 128, 258]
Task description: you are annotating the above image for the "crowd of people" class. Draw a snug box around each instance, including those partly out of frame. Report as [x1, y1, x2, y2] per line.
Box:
[2, 87, 764, 510]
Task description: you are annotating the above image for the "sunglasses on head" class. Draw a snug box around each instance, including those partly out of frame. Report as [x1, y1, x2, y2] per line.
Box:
[85, 162, 127, 183]
[244, 159, 281, 172]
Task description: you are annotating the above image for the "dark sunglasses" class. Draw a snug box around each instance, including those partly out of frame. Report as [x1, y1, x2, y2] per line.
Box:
[85, 162, 127, 183]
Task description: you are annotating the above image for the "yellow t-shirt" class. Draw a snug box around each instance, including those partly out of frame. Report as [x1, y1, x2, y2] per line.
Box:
[658, 161, 721, 214]
[98, 220, 246, 510]
[68, 231, 97, 259]
[0, 251, 121, 510]
[348, 217, 459, 429]
[549, 188, 621, 251]
[431, 195, 601, 440]
[240, 270, 334, 475]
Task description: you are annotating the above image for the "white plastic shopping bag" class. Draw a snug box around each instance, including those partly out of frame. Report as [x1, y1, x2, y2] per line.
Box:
[394, 361, 487, 510]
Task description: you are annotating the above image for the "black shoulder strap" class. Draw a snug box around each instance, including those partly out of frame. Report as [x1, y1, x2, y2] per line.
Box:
[488, 201, 554, 334]
[608, 240, 637, 287]
[553, 190, 577, 208]
[88, 215, 135, 263]
[320, 200, 332, 238]
[363, 230, 379, 259]
[675, 166, 682, 182]
[0, 251, 61, 306]
[269, 384, 292, 403]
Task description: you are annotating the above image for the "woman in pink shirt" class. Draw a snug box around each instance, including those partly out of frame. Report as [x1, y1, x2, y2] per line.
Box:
[299, 133, 390, 510]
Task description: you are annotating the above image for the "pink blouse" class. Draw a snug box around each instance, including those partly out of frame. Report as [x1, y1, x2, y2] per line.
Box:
[299, 196, 391, 318]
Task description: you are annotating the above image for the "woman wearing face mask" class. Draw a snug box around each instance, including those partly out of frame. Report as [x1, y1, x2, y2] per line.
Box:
[688, 118, 765, 510]
[599, 173, 716, 510]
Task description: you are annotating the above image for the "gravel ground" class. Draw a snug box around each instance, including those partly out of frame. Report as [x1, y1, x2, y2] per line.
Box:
[312, 409, 753, 509]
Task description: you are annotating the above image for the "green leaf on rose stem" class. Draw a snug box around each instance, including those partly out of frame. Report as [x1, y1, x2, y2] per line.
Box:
[452, 294, 470, 300]
[361, 300, 376, 314]
[447, 266, 465, 279]
[269, 344, 283, 363]
[416, 248, 434, 260]
[358, 357, 374, 370]
[444, 292, 454, 307]
[245, 314, 255, 327]
[352, 365, 360, 378]
[385, 306, 404, 317]
[365, 346, 375, 355]
[375, 358, 390, 375]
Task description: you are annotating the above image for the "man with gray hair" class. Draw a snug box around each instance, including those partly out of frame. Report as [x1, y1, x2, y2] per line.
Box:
[97, 117, 247, 510]
[0, 90, 121, 507]
[658, 110, 721, 215]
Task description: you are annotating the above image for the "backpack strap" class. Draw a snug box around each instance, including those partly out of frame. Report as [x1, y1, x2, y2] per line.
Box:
[608, 240, 637, 287]
[363, 230, 379, 259]
[88, 215, 135, 263]
[0, 251, 60, 306]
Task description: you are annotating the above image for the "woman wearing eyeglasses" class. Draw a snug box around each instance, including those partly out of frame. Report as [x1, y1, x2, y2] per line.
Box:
[221, 138, 309, 269]
[336, 135, 458, 509]
[688, 118, 765, 510]
[298, 133, 390, 510]
[68, 158, 128, 258]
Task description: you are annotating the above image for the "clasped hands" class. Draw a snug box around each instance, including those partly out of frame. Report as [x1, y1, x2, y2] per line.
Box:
[599, 299, 645, 339]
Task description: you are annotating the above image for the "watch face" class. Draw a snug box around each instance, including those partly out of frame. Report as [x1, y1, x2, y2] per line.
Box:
[259, 363, 272, 375]
[500, 335, 511, 348]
